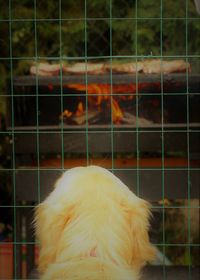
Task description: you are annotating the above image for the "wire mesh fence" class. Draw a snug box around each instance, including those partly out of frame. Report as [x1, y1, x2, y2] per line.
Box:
[0, 0, 199, 279]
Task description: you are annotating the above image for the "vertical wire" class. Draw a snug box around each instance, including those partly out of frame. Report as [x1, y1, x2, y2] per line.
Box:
[59, 0, 65, 171]
[34, 0, 41, 206]
[135, 0, 140, 196]
[33, 3, 41, 273]
[185, 0, 191, 277]
[8, 1, 17, 278]
[85, 0, 89, 165]
[160, 0, 166, 278]
[110, 0, 114, 171]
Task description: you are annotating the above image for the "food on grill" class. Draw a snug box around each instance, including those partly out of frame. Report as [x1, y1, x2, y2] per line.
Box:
[30, 59, 191, 76]
[30, 63, 62, 76]
[107, 60, 190, 74]
[142, 59, 191, 74]
[63, 62, 105, 74]
[105, 62, 144, 73]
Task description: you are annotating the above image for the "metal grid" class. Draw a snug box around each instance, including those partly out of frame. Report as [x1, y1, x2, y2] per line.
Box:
[0, 0, 199, 279]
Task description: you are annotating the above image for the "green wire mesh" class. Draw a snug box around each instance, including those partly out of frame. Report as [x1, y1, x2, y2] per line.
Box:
[0, 0, 199, 279]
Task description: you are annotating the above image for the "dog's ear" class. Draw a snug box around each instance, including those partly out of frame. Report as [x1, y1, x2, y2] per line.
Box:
[34, 201, 72, 274]
[34, 203, 58, 274]
[125, 198, 155, 270]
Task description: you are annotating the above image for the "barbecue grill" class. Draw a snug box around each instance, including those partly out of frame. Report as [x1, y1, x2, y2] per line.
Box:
[6, 72, 200, 201]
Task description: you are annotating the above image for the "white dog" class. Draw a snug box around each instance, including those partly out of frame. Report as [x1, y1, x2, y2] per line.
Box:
[35, 166, 155, 280]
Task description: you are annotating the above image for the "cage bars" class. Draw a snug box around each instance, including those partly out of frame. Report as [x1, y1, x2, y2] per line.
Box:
[186, 0, 192, 277]
[8, 0, 18, 278]
[33, 0, 41, 208]
[0, 0, 199, 278]
[160, 0, 166, 277]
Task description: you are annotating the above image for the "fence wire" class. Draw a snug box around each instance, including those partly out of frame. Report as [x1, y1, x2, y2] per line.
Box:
[0, 0, 199, 279]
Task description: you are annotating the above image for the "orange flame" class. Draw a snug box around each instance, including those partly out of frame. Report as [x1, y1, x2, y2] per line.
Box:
[64, 84, 137, 123]
[62, 109, 72, 118]
[76, 102, 84, 117]
[62, 83, 160, 124]
[112, 99, 123, 123]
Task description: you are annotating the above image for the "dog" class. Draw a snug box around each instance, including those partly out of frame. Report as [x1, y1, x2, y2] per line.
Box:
[35, 166, 155, 279]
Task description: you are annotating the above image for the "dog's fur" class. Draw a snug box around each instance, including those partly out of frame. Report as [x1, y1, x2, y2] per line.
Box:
[35, 166, 155, 280]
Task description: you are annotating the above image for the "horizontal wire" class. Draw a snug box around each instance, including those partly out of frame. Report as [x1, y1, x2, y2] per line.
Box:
[1, 167, 199, 172]
[154, 243, 200, 247]
[2, 93, 200, 97]
[0, 241, 199, 246]
[0, 17, 199, 22]
[2, 128, 200, 134]
[1, 55, 200, 60]
[0, 205, 199, 209]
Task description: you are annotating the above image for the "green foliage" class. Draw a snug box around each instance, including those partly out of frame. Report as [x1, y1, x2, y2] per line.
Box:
[0, 0, 199, 93]
[0, 0, 198, 118]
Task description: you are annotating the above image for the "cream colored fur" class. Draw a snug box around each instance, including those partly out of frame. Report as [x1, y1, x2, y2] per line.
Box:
[35, 166, 155, 280]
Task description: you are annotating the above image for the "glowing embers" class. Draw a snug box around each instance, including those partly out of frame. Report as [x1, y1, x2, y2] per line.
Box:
[61, 83, 158, 125]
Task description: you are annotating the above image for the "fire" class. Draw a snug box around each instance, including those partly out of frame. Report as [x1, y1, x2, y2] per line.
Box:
[62, 109, 72, 118]
[112, 99, 123, 123]
[62, 84, 137, 124]
[76, 102, 84, 117]
[61, 82, 160, 124]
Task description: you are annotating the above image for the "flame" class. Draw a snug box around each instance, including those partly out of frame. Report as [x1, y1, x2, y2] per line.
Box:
[76, 102, 84, 117]
[61, 109, 72, 118]
[112, 99, 123, 123]
[62, 83, 160, 124]
[64, 84, 137, 123]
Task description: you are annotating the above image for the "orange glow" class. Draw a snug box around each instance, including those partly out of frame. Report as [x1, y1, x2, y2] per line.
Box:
[62, 83, 160, 124]
[64, 84, 137, 123]
[61, 109, 73, 118]
[112, 99, 123, 123]
[76, 102, 84, 117]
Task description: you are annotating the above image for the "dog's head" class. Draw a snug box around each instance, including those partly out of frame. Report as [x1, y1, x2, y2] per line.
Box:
[35, 166, 155, 277]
